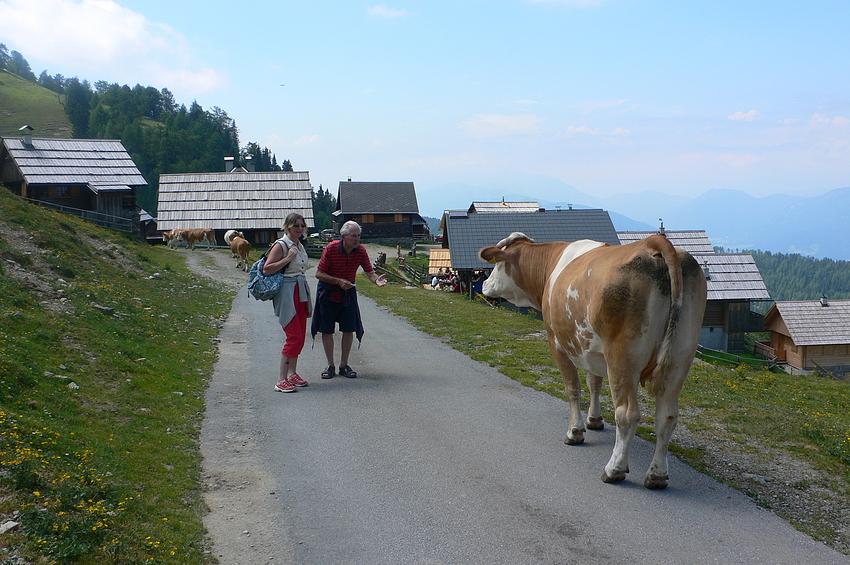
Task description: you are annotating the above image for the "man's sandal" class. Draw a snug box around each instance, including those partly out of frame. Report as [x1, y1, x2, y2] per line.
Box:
[339, 365, 357, 378]
[322, 365, 335, 379]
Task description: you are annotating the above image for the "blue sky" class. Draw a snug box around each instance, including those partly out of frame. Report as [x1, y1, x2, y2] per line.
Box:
[1, 0, 848, 216]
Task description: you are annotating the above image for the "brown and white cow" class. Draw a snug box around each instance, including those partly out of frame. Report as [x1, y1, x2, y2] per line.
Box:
[161, 229, 180, 249]
[230, 236, 251, 271]
[480, 233, 707, 489]
[224, 230, 245, 257]
[178, 228, 215, 250]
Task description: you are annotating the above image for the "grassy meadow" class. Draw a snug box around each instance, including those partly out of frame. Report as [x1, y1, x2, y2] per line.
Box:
[0, 71, 71, 138]
[0, 190, 232, 563]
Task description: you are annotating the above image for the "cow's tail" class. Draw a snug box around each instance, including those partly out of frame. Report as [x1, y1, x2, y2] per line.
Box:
[650, 235, 683, 396]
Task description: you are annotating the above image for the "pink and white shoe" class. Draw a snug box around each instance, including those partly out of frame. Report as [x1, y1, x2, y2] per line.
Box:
[274, 380, 297, 393]
[288, 374, 308, 387]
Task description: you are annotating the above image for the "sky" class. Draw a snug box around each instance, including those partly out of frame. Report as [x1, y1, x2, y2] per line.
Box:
[1, 0, 848, 217]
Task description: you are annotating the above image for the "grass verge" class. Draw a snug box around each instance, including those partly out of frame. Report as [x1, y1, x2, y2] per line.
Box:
[0, 190, 233, 563]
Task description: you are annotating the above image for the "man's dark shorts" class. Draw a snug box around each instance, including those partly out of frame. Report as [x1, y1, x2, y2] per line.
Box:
[315, 298, 358, 334]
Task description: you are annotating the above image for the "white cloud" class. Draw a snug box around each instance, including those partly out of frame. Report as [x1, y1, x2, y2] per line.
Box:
[288, 135, 321, 148]
[0, 0, 224, 94]
[573, 99, 629, 115]
[728, 110, 761, 121]
[461, 114, 546, 138]
[808, 114, 849, 127]
[367, 5, 416, 18]
[610, 127, 631, 135]
[556, 125, 600, 137]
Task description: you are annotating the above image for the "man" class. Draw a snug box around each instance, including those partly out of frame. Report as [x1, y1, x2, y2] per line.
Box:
[312, 221, 387, 379]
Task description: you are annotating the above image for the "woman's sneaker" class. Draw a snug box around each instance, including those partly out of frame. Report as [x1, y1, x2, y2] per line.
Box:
[288, 374, 308, 387]
[274, 380, 297, 393]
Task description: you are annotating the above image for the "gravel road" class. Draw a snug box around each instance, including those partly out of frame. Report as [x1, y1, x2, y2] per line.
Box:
[187, 248, 849, 565]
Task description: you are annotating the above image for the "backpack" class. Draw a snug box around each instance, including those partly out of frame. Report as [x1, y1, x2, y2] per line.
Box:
[247, 255, 283, 300]
[247, 238, 293, 300]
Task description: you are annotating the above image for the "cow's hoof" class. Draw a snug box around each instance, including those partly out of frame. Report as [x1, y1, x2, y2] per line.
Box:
[586, 416, 604, 430]
[564, 431, 585, 445]
[644, 474, 669, 490]
[601, 469, 628, 483]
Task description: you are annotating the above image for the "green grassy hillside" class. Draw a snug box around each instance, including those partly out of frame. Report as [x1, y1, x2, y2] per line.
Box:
[0, 189, 231, 563]
[0, 71, 72, 138]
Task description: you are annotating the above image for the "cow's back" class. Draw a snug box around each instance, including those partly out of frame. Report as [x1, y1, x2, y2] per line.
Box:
[543, 236, 705, 378]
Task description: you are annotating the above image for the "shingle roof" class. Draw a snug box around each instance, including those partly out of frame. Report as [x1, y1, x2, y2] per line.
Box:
[337, 181, 419, 214]
[469, 201, 540, 213]
[1, 136, 146, 189]
[618, 230, 716, 254]
[769, 299, 850, 346]
[445, 208, 620, 270]
[427, 248, 452, 273]
[157, 171, 314, 231]
[697, 253, 771, 301]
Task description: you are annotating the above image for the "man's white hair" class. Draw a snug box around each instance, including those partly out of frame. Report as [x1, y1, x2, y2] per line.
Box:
[340, 220, 361, 236]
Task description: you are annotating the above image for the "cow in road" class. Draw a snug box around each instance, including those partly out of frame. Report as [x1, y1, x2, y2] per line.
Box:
[178, 228, 216, 250]
[479, 233, 707, 489]
[230, 236, 251, 271]
[224, 230, 245, 257]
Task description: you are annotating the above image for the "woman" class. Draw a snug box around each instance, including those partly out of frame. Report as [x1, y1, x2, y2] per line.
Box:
[264, 213, 312, 393]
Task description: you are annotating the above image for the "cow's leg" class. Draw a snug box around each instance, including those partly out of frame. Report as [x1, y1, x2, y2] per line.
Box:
[644, 370, 687, 489]
[585, 372, 605, 430]
[601, 371, 640, 483]
[549, 339, 585, 445]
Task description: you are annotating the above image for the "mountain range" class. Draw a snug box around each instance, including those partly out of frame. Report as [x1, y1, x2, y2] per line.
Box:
[417, 176, 850, 261]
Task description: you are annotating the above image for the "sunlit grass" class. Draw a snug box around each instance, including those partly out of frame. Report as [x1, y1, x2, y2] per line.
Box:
[0, 190, 233, 563]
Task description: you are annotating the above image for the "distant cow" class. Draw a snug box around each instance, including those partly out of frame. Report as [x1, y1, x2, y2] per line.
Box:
[224, 230, 245, 257]
[178, 228, 215, 250]
[480, 233, 707, 489]
[162, 229, 180, 249]
[230, 236, 251, 271]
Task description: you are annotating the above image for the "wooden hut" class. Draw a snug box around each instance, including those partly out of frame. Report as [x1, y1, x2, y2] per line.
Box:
[764, 298, 850, 378]
[0, 127, 146, 233]
[334, 181, 428, 241]
[156, 170, 314, 248]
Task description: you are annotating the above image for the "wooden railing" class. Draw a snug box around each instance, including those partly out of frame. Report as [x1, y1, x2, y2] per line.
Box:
[20, 196, 135, 233]
[695, 344, 776, 370]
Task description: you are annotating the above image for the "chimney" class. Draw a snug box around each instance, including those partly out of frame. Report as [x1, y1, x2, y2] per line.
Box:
[19, 125, 33, 147]
[658, 219, 666, 237]
[224, 156, 234, 172]
[245, 155, 255, 172]
[703, 260, 711, 280]
[820, 294, 829, 307]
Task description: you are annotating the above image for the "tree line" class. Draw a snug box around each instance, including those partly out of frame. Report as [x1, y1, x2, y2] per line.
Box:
[714, 247, 850, 302]
[0, 43, 318, 219]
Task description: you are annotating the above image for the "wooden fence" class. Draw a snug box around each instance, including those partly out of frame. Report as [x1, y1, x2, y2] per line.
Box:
[20, 196, 135, 234]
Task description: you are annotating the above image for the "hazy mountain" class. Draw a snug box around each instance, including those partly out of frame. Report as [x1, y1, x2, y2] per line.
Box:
[419, 179, 850, 261]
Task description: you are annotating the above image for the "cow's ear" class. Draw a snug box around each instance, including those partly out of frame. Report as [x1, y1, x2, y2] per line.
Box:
[479, 246, 505, 264]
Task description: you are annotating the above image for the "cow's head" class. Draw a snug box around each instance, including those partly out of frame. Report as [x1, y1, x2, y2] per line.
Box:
[479, 232, 539, 309]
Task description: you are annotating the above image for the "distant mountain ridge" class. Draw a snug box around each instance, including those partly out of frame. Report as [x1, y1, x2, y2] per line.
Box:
[418, 180, 850, 261]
